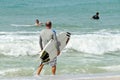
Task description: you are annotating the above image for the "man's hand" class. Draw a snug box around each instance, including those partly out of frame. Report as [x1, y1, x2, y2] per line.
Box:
[57, 51, 60, 56]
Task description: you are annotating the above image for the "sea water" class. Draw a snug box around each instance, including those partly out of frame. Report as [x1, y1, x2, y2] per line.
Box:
[0, 0, 120, 79]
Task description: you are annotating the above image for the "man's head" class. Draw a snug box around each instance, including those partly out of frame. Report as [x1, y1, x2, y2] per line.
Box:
[45, 21, 52, 29]
[96, 12, 99, 15]
[36, 19, 39, 24]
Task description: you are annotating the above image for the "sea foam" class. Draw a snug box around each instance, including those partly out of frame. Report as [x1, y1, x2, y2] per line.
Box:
[1, 31, 120, 56]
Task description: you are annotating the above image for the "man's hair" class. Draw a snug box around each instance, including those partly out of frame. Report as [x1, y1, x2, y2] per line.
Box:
[45, 21, 52, 27]
[96, 12, 99, 15]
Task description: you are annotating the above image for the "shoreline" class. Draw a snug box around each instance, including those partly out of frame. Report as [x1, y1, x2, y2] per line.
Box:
[1, 73, 120, 80]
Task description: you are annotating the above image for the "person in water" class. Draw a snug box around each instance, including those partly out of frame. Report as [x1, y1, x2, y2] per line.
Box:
[35, 19, 43, 26]
[36, 21, 60, 75]
[92, 12, 99, 20]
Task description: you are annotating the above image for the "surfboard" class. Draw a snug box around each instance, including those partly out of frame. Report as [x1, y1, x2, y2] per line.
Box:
[39, 32, 71, 63]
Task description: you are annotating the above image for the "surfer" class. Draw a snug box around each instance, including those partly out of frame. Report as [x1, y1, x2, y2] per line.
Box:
[92, 12, 99, 20]
[36, 21, 60, 75]
[35, 19, 43, 26]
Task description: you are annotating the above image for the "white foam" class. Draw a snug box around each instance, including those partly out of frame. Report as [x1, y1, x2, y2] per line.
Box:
[11, 24, 35, 27]
[99, 65, 120, 71]
[67, 33, 120, 55]
[0, 68, 34, 76]
[1, 31, 120, 56]
[0, 32, 40, 57]
[0, 68, 20, 76]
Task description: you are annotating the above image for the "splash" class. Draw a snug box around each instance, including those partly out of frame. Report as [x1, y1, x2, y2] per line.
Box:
[1, 31, 120, 56]
[67, 33, 120, 55]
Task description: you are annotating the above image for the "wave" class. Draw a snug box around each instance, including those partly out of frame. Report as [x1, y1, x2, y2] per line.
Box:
[11, 24, 35, 27]
[1, 31, 120, 56]
[67, 33, 120, 55]
[99, 65, 120, 71]
[0, 32, 40, 57]
[0, 68, 34, 77]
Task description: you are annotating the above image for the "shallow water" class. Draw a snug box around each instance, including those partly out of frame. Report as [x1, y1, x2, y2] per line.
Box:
[0, 0, 120, 79]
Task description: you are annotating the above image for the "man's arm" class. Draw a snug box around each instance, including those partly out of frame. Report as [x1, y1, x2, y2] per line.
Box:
[39, 36, 43, 50]
[53, 30, 60, 55]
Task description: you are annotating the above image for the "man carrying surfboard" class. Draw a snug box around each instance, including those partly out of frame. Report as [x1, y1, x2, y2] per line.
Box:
[36, 21, 60, 75]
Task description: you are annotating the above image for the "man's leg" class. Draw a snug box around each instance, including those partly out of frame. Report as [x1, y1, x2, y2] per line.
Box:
[52, 65, 56, 75]
[37, 64, 44, 75]
[49, 57, 57, 75]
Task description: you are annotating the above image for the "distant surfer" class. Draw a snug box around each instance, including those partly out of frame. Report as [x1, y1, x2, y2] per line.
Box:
[92, 12, 99, 20]
[35, 19, 43, 26]
[36, 21, 60, 75]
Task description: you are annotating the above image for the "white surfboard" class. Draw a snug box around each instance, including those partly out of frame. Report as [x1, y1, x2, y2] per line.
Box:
[39, 32, 71, 63]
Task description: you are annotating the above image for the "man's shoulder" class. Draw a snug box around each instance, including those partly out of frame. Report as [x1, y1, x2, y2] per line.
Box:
[92, 15, 96, 18]
[52, 29, 56, 34]
[40, 29, 53, 34]
[92, 15, 99, 19]
[41, 29, 47, 31]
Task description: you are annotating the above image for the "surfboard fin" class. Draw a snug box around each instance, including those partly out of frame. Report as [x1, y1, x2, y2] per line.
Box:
[66, 32, 71, 44]
[66, 32, 71, 38]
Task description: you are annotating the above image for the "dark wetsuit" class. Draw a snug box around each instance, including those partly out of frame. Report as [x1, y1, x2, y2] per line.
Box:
[92, 15, 99, 20]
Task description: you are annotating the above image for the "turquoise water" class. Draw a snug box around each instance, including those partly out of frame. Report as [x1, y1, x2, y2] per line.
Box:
[0, 0, 120, 79]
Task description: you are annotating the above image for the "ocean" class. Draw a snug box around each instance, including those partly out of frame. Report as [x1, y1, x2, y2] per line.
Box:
[0, 0, 120, 80]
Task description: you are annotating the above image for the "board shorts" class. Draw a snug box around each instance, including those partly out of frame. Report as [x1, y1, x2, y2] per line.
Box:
[41, 57, 57, 67]
[48, 57, 57, 66]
